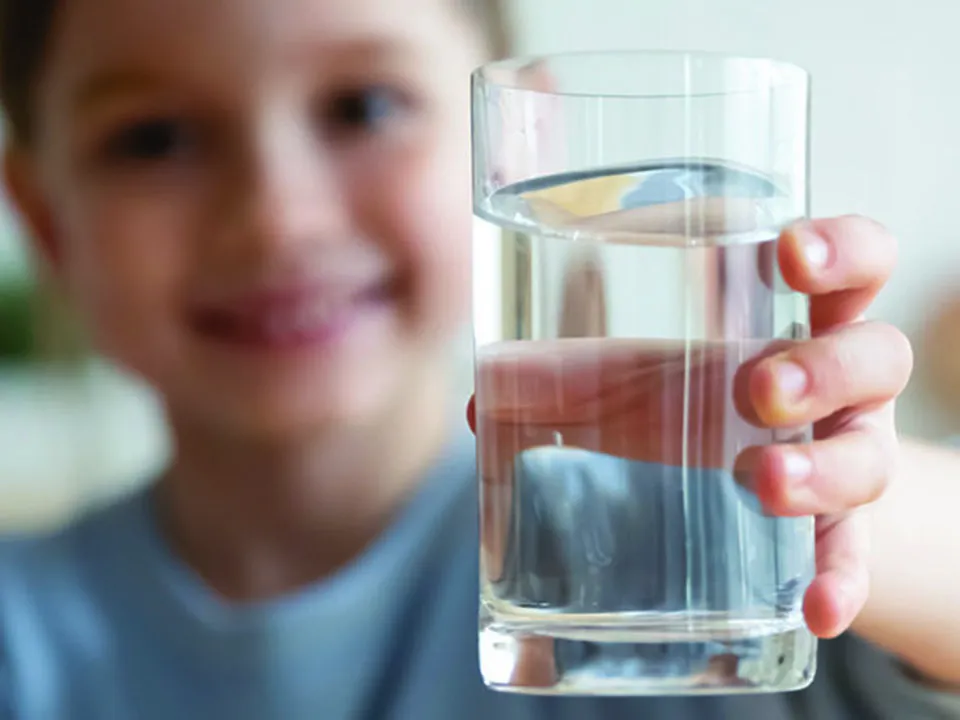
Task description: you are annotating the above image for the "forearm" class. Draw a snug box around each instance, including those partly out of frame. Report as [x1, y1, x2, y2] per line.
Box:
[850, 439, 960, 686]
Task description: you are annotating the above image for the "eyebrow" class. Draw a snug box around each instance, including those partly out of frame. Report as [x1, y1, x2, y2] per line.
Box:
[71, 70, 165, 115]
[69, 35, 427, 115]
[288, 35, 421, 71]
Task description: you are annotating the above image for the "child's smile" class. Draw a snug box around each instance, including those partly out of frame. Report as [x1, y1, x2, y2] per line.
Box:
[12, 0, 485, 439]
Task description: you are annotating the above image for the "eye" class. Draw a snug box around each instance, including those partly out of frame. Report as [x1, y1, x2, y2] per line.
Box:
[321, 85, 412, 137]
[102, 118, 198, 163]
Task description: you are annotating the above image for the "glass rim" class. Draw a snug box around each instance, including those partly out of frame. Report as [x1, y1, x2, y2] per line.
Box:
[471, 49, 809, 100]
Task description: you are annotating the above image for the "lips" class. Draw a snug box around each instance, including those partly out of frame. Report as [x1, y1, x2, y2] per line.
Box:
[190, 280, 394, 351]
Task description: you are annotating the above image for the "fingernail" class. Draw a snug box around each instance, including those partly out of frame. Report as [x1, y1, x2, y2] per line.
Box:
[775, 361, 809, 404]
[782, 449, 813, 483]
[797, 228, 831, 270]
[778, 450, 815, 513]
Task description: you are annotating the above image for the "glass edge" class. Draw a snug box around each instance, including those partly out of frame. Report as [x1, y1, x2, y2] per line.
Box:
[470, 49, 811, 100]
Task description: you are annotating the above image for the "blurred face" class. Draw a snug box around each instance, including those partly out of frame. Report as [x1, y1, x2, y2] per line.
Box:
[15, 0, 484, 439]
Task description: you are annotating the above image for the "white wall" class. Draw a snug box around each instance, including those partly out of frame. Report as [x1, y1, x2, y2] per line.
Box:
[506, 0, 960, 439]
[0, 0, 956, 528]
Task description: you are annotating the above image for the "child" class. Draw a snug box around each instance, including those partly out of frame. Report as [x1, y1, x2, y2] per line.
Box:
[0, 0, 955, 718]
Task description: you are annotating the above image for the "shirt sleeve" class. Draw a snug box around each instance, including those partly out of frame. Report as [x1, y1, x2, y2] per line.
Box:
[821, 436, 960, 717]
[792, 635, 960, 719]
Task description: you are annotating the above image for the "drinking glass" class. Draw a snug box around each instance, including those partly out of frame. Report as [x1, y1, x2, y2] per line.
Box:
[471, 51, 815, 696]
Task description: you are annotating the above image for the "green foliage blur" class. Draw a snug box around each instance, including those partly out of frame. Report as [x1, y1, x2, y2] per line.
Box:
[0, 280, 35, 361]
[0, 278, 88, 365]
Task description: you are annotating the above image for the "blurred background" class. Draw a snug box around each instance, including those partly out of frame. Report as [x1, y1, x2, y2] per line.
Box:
[2, 0, 958, 531]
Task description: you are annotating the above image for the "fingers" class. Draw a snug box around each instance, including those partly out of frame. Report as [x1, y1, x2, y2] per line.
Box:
[475, 338, 689, 422]
[741, 424, 896, 517]
[509, 637, 558, 688]
[804, 513, 871, 638]
[476, 339, 735, 469]
[778, 216, 897, 330]
[558, 251, 607, 338]
[747, 320, 913, 428]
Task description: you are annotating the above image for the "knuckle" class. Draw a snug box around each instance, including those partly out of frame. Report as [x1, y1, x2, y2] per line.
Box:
[803, 332, 853, 396]
[839, 213, 891, 241]
[824, 214, 871, 243]
[827, 214, 899, 270]
[807, 322, 913, 400]
[845, 213, 887, 233]
[846, 415, 898, 500]
[889, 331, 914, 391]
[869, 429, 899, 499]
[863, 321, 915, 391]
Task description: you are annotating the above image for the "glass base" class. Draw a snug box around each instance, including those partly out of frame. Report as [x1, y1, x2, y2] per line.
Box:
[480, 613, 817, 696]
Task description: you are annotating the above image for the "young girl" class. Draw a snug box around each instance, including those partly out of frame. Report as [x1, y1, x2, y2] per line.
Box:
[0, 0, 955, 717]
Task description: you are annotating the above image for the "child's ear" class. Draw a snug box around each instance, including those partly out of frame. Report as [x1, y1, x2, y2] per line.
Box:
[3, 146, 62, 274]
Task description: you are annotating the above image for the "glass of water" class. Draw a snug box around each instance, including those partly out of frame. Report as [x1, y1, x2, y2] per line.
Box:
[472, 51, 815, 696]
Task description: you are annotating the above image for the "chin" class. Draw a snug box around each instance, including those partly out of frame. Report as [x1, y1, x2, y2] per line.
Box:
[207, 363, 406, 442]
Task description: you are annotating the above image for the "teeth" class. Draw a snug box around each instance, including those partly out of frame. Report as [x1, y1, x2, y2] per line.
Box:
[266, 313, 296, 339]
[261, 301, 341, 339]
[301, 300, 334, 331]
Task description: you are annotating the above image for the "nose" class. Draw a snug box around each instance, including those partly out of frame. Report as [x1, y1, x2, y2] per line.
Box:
[213, 113, 351, 264]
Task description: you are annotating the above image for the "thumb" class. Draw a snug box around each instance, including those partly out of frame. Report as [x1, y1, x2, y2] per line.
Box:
[467, 396, 477, 434]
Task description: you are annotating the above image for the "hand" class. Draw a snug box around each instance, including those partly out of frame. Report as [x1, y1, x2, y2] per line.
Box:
[741, 216, 911, 638]
[467, 215, 913, 640]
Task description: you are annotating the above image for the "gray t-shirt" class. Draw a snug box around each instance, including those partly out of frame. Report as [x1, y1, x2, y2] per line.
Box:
[1, 431, 958, 719]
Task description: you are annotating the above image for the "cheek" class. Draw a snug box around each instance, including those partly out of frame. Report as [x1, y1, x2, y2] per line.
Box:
[405, 176, 472, 332]
[377, 143, 474, 334]
[58, 189, 193, 367]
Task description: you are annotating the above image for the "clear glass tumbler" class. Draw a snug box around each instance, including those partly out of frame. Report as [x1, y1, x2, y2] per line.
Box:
[471, 51, 815, 696]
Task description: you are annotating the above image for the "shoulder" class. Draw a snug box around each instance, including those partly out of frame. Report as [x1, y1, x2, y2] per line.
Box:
[0, 489, 148, 629]
[0, 490, 143, 596]
[0, 490, 150, 717]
